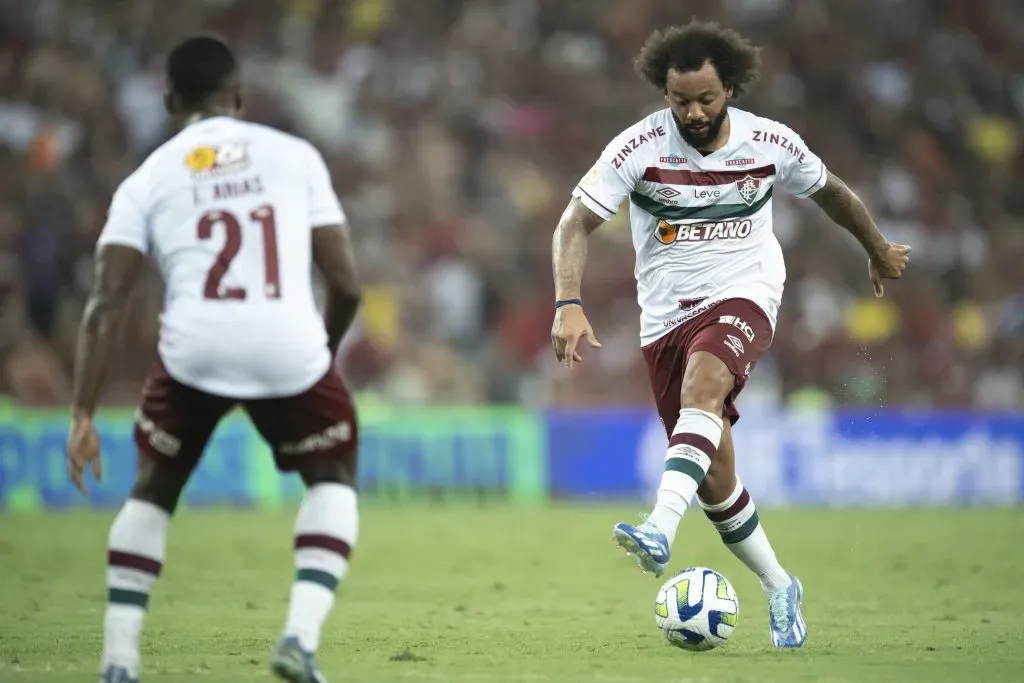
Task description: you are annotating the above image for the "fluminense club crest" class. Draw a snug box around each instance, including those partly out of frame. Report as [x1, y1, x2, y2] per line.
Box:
[735, 175, 761, 206]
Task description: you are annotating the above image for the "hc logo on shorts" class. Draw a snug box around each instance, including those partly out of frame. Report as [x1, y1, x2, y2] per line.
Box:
[719, 315, 756, 343]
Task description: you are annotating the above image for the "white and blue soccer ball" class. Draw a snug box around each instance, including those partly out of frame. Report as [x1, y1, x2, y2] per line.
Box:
[654, 567, 739, 651]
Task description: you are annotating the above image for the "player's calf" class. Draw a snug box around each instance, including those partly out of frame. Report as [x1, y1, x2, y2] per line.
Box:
[279, 472, 358, 659]
[101, 499, 170, 680]
[699, 480, 790, 591]
[698, 479, 805, 646]
[699, 480, 787, 587]
[697, 455, 738, 506]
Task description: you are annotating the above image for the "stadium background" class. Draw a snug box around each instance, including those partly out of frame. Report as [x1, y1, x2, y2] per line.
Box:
[2, 2, 1024, 682]
[1, 0, 1022, 508]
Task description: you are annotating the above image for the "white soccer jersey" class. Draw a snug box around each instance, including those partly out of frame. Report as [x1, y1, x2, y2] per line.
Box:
[572, 107, 827, 345]
[98, 116, 345, 398]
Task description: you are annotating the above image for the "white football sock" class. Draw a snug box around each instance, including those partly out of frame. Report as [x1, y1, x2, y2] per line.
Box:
[284, 483, 358, 652]
[103, 499, 169, 678]
[648, 408, 723, 545]
[700, 480, 791, 591]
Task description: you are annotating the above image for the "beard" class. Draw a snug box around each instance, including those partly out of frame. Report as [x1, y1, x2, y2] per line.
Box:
[677, 105, 729, 150]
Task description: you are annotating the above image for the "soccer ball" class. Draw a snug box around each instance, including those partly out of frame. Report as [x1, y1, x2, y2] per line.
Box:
[654, 567, 739, 651]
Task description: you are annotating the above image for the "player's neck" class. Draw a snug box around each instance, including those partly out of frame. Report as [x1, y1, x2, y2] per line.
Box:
[183, 109, 237, 127]
[707, 114, 731, 153]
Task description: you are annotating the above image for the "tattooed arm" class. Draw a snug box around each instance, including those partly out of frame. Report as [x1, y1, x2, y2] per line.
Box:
[810, 171, 911, 296]
[552, 198, 605, 301]
[550, 198, 605, 368]
[809, 171, 889, 258]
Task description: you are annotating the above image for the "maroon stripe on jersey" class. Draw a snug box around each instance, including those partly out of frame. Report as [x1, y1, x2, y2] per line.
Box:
[668, 432, 718, 458]
[295, 534, 352, 559]
[643, 164, 776, 186]
[705, 489, 751, 522]
[108, 550, 163, 576]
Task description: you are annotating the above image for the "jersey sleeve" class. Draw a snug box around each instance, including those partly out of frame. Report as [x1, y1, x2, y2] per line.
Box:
[97, 171, 150, 253]
[571, 136, 642, 220]
[774, 126, 828, 199]
[306, 143, 346, 228]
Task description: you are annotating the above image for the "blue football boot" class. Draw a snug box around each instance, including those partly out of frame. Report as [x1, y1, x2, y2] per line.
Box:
[612, 519, 671, 577]
[767, 574, 807, 647]
[271, 635, 328, 683]
[100, 665, 138, 683]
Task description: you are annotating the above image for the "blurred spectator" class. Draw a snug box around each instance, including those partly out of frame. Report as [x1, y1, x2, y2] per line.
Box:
[0, 0, 1022, 409]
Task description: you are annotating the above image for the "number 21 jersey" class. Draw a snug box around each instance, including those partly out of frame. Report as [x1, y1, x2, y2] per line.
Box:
[98, 116, 344, 398]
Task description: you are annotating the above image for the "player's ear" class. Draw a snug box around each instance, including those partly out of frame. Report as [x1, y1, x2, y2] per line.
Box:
[164, 89, 179, 115]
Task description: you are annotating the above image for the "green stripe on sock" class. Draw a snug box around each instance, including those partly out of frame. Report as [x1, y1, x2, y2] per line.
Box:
[296, 568, 339, 592]
[720, 511, 760, 545]
[664, 457, 707, 485]
[108, 588, 149, 609]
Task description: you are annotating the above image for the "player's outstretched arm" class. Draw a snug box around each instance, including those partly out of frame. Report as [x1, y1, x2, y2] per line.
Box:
[312, 222, 361, 356]
[809, 171, 911, 297]
[550, 198, 604, 369]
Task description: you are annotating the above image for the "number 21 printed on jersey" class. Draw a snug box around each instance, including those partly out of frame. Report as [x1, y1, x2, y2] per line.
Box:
[196, 204, 280, 300]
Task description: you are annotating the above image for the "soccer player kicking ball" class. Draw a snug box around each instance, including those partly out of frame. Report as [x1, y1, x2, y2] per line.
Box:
[65, 37, 362, 683]
[550, 21, 910, 649]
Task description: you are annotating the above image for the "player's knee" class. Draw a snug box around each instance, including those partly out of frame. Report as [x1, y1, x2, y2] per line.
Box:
[129, 455, 187, 515]
[679, 352, 734, 414]
[679, 380, 728, 415]
[297, 456, 357, 489]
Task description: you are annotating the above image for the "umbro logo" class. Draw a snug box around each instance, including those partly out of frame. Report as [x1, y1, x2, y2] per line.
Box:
[723, 334, 745, 357]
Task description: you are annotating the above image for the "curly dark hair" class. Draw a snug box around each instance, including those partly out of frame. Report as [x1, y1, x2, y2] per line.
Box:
[634, 21, 762, 97]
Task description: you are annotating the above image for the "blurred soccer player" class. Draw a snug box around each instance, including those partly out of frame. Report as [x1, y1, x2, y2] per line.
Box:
[66, 36, 362, 683]
[550, 21, 910, 648]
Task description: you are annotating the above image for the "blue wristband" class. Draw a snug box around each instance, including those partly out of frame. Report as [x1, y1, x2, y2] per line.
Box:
[555, 298, 583, 309]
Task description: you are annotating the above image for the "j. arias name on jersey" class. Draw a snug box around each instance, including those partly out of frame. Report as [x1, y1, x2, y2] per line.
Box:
[656, 219, 752, 245]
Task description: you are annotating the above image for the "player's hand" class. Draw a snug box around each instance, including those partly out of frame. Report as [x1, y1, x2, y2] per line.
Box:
[869, 243, 911, 297]
[551, 304, 601, 370]
[67, 414, 102, 497]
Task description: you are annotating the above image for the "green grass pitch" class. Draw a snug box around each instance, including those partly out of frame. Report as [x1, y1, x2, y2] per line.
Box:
[1, 505, 1022, 682]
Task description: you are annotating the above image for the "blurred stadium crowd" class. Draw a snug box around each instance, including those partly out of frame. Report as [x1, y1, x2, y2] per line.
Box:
[0, 0, 1022, 410]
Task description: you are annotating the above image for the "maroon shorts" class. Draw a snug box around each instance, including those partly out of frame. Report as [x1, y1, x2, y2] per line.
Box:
[134, 359, 358, 474]
[641, 298, 773, 434]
